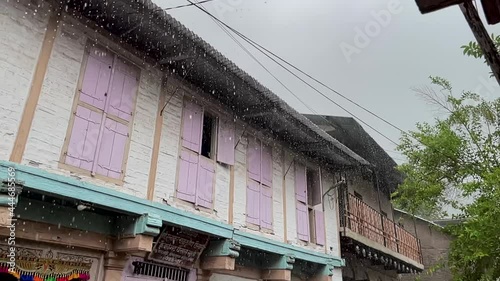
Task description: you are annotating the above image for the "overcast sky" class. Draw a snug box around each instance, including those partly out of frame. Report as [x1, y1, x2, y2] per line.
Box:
[155, 0, 500, 163]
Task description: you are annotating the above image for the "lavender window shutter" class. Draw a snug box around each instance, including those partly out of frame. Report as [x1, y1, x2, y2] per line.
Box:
[247, 137, 261, 182]
[106, 59, 139, 121]
[65, 106, 102, 171]
[196, 157, 215, 208]
[177, 150, 198, 203]
[216, 118, 235, 165]
[295, 163, 307, 203]
[314, 210, 326, 245]
[260, 184, 273, 229]
[79, 46, 112, 110]
[95, 118, 129, 179]
[296, 202, 310, 242]
[181, 102, 203, 153]
[261, 144, 273, 187]
[246, 179, 260, 225]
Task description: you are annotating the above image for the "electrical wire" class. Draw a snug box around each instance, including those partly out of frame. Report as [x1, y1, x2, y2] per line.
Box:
[185, 0, 400, 146]
[163, 0, 219, 11]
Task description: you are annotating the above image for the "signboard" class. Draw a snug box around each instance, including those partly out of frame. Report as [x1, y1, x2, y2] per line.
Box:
[147, 225, 209, 268]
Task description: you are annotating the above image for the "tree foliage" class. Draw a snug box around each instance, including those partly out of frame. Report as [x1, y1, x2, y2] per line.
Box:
[393, 75, 500, 280]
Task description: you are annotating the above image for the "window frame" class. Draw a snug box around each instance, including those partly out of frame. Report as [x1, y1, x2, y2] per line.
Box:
[245, 136, 274, 232]
[296, 162, 326, 245]
[175, 99, 219, 210]
[59, 42, 140, 185]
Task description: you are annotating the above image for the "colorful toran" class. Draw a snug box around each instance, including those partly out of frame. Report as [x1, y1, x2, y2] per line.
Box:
[0, 257, 91, 281]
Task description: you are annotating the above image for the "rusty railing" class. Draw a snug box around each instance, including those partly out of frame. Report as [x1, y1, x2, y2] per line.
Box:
[338, 187, 423, 264]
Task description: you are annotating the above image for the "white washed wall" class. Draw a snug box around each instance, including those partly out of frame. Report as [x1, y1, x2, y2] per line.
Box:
[232, 133, 286, 241]
[21, 18, 161, 199]
[0, 0, 49, 160]
[323, 171, 341, 257]
[154, 83, 231, 223]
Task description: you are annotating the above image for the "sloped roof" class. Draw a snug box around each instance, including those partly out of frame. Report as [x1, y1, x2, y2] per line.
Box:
[304, 115, 403, 194]
[66, 0, 371, 169]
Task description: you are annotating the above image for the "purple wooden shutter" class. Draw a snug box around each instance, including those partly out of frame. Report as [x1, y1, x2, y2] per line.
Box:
[261, 144, 273, 187]
[181, 102, 203, 153]
[246, 179, 260, 225]
[217, 118, 235, 165]
[247, 137, 261, 182]
[106, 59, 139, 121]
[260, 184, 273, 229]
[196, 157, 215, 208]
[95, 118, 129, 179]
[296, 202, 310, 241]
[314, 210, 326, 245]
[177, 150, 198, 203]
[65, 106, 102, 171]
[79, 46, 112, 110]
[295, 163, 307, 203]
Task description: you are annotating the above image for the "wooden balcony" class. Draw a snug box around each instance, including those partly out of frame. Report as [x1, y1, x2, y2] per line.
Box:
[338, 187, 424, 272]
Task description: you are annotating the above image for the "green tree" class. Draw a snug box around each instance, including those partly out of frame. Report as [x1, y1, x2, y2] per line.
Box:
[393, 45, 500, 280]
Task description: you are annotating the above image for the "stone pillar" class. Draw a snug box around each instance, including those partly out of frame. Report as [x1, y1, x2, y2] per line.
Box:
[261, 254, 295, 281]
[200, 239, 240, 271]
[309, 264, 335, 281]
[103, 251, 129, 281]
[197, 269, 212, 281]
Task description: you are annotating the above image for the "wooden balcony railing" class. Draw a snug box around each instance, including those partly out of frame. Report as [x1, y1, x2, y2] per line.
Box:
[338, 187, 423, 265]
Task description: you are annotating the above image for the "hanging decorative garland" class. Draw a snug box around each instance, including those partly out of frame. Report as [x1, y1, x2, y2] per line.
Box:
[0, 258, 91, 281]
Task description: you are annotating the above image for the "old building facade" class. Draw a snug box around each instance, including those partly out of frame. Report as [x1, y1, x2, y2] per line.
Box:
[0, 0, 425, 280]
[0, 0, 369, 280]
[306, 116, 425, 281]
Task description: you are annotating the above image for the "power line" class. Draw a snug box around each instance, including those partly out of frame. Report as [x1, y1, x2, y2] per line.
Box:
[185, 0, 399, 146]
[190, 1, 321, 116]
[184, 0, 406, 135]
[163, 0, 218, 11]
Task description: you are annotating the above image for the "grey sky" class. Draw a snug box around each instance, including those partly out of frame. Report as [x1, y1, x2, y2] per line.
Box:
[156, 0, 500, 164]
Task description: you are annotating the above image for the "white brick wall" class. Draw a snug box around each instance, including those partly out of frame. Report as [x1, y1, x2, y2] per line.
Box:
[0, 0, 49, 160]
[2, 0, 343, 259]
[21, 18, 161, 198]
[323, 171, 341, 257]
[154, 83, 231, 223]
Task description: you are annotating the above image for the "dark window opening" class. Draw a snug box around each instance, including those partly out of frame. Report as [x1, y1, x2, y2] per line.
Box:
[307, 168, 322, 206]
[201, 113, 214, 158]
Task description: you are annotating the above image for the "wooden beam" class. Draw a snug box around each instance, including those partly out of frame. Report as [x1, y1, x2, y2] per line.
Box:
[481, 0, 500, 25]
[460, 0, 500, 85]
[10, 8, 61, 163]
[228, 165, 235, 224]
[147, 77, 167, 201]
[415, 0, 465, 13]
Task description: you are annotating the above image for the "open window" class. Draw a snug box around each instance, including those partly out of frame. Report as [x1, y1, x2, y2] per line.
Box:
[295, 164, 325, 245]
[201, 113, 216, 159]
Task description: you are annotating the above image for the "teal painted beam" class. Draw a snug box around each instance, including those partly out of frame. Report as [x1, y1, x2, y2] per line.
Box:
[0, 161, 233, 238]
[234, 230, 344, 267]
[16, 198, 115, 235]
[203, 239, 240, 258]
[263, 254, 295, 270]
[116, 213, 162, 237]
